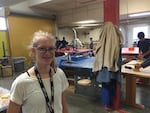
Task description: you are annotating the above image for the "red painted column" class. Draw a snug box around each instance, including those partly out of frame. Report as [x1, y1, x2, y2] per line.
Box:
[104, 0, 119, 26]
[103, 0, 120, 110]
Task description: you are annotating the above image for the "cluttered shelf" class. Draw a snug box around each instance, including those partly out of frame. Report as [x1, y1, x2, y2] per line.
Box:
[0, 57, 26, 77]
[0, 87, 10, 112]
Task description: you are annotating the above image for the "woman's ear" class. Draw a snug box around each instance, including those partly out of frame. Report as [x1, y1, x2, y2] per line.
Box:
[29, 47, 36, 58]
[30, 47, 36, 58]
[31, 47, 36, 53]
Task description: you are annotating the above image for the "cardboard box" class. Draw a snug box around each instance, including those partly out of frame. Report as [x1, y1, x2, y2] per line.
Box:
[1, 65, 13, 77]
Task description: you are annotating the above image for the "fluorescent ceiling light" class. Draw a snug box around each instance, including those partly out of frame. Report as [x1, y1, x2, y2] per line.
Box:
[129, 12, 150, 17]
[81, 24, 100, 27]
[75, 20, 97, 24]
[75, 24, 100, 29]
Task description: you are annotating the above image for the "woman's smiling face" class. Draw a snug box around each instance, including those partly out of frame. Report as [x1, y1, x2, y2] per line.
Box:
[33, 35, 56, 66]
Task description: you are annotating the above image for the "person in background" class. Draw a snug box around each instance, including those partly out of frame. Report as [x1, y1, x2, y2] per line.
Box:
[133, 41, 137, 47]
[137, 32, 150, 84]
[71, 37, 83, 49]
[7, 30, 69, 113]
[89, 37, 94, 49]
[137, 32, 150, 59]
[59, 37, 68, 48]
[89, 37, 94, 56]
[55, 36, 61, 49]
[135, 56, 150, 69]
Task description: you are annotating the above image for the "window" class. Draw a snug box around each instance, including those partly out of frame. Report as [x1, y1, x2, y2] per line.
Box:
[0, 17, 7, 30]
[133, 26, 148, 42]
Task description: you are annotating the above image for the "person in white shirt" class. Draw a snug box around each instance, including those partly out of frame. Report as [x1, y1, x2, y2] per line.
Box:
[7, 30, 69, 113]
[71, 37, 83, 49]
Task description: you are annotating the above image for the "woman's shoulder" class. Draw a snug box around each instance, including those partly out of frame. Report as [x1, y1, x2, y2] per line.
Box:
[55, 68, 66, 77]
[56, 67, 63, 72]
[57, 67, 67, 73]
[13, 72, 33, 84]
[15, 72, 28, 79]
[55, 67, 63, 74]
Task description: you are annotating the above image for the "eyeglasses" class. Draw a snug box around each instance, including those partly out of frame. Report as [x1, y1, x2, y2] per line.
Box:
[35, 47, 56, 52]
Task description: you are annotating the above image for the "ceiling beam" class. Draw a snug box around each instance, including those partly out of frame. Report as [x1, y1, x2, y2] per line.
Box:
[28, 0, 52, 7]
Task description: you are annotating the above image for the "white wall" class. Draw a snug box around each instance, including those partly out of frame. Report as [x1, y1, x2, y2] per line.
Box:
[120, 0, 150, 15]
[57, 0, 150, 26]
[0, 8, 5, 16]
[124, 23, 150, 47]
[78, 28, 100, 43]
[58, 27, 101, 46]
[57, 3, 103, 26]
[57, 28, 74, 44]
[120, 25, 127, 47]
[58, 20, 150, 48]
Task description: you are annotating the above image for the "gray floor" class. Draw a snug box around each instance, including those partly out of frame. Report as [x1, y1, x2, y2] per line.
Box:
[0, 73, 150, 113]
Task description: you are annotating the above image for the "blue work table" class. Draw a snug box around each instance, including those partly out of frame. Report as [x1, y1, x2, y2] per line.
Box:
[56, 56, 94, 69]
[56, 56, 101, 97]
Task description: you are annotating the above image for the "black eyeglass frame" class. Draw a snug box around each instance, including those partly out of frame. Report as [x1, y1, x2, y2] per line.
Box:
[34, 47, 56, 52]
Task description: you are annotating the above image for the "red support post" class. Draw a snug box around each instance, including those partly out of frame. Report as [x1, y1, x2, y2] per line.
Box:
[103, 0, 120, 110]
[104, 0, 119, 26]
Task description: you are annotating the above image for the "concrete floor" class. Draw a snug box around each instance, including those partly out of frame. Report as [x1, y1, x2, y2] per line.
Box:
[0, 73, 150, 113]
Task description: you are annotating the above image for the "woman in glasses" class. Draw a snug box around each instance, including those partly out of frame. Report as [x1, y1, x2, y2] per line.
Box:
[7, 30, 69, 113]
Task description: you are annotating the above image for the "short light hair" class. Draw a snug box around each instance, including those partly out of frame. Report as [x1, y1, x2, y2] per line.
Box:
[29, 30, 55, 48]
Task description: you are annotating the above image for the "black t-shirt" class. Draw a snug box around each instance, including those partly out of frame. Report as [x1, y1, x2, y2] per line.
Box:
[55, 40, 61, 49]
[141, 56, 150, 68]
[137, 39, 150, 58]
[60, 40, 68, 48]
[90, 41, 93, 49]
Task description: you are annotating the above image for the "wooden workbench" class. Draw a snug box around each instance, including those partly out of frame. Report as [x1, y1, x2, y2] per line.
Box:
[121, 60, 150, 109]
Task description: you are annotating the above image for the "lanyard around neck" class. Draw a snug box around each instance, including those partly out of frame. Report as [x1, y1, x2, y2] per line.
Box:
[34, 66, 54, 113]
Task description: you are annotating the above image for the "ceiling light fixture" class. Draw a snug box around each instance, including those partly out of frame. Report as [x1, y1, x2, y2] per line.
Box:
[75, 20, 97, 24]
[129, 12, 150, 17]
[81, 24, 100, 26]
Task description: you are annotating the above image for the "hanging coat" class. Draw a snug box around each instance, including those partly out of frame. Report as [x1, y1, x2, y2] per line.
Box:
[93, 22, 123, 83]
[93, 22, 123, 73]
